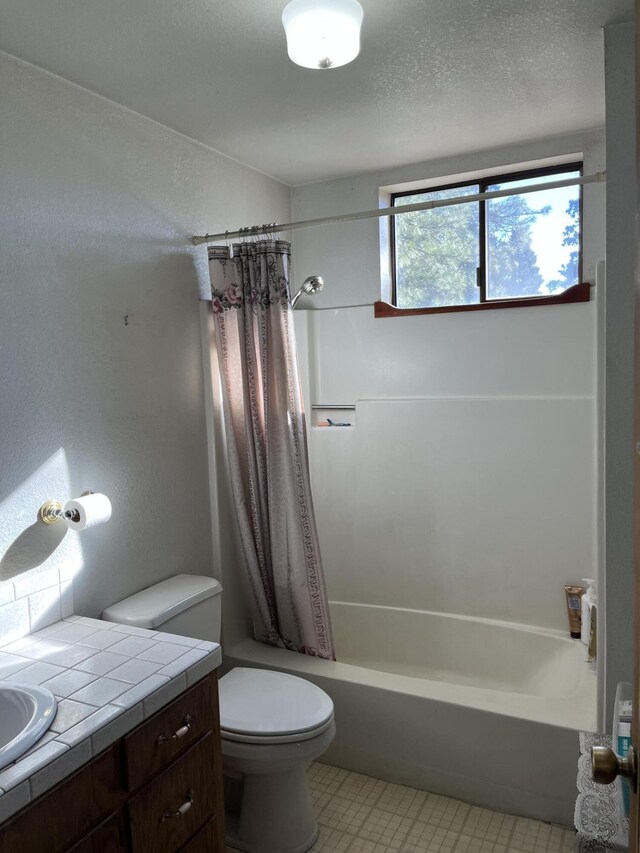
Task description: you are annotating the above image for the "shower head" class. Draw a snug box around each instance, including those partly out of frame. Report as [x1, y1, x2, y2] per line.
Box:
[291, 275, 325, 308]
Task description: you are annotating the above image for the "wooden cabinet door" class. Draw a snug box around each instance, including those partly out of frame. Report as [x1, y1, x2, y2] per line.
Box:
[180, 819, 221, 853]
[0, 746, 120, 853]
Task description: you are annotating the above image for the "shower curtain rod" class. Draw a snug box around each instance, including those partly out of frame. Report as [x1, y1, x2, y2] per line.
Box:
[192, 171, 605, 246]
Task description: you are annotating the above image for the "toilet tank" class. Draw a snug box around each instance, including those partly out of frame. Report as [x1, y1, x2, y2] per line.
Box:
[101, 574, 223, 643]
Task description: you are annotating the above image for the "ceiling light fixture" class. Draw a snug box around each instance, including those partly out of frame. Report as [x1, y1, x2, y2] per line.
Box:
[282, 0, 364, 70]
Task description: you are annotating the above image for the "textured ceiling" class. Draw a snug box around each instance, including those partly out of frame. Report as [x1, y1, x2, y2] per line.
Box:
[0, 0, 632, 185]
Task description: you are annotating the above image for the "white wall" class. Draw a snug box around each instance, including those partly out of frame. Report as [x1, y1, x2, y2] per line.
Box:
[0, 51, 290, 637]
[603, 21, 636, 726]
[292, 131, 604, 634]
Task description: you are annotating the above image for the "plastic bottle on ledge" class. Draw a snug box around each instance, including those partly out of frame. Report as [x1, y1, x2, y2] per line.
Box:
[581, 578, 596, 645]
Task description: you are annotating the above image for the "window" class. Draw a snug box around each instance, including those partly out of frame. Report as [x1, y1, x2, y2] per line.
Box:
[384, 163, 586, 315]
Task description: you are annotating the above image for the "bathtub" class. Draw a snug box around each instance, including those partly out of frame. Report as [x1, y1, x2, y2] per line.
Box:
[224, 601, 597, 826]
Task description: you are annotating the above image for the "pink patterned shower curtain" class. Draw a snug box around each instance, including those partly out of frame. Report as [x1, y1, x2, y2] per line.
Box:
[208, 240, 335, 660]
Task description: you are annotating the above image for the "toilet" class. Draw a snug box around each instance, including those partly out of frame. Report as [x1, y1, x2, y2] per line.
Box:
[102, 574, 335, 853]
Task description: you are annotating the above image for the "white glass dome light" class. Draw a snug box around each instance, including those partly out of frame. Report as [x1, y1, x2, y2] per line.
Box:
[282, 0, 364, 70]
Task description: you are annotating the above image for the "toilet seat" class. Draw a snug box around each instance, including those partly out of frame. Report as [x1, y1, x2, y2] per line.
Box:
[221, 714, 335, 744]
[219, 668, 334, 744]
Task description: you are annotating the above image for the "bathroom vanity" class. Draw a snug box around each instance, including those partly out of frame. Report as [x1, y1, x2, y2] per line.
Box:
[0, 671, 225, 852]
[0, 613, 225, 853]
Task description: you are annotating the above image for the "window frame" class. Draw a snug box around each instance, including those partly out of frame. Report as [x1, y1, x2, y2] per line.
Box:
[382, 161, 587, 317]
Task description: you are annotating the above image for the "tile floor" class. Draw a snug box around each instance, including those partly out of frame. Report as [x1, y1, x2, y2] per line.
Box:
[227, 762, 576, 853]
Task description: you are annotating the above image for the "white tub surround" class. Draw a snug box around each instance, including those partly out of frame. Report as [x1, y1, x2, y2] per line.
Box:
[0, 616, 221, 824]
[225, 604, 596, 827]
[308, 395, 595, 635]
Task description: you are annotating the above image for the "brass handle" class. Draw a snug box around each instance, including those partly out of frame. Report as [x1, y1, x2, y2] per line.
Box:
[592, 745, 638, 791]
[161, 791, 193, 822]
[156, 715, 192, 745]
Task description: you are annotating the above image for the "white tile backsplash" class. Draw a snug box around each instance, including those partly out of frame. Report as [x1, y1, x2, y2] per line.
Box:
[0, 566, 74, 645]
[0, 584, 15, 608]
[27, 586, 62, 633]
[13, 568, 60, 600]
[0, 599, 30, 645]
[60, 581, 74, 618]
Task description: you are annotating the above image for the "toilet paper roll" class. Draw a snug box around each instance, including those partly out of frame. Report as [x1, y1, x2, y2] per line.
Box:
[62, 493, 112, 531]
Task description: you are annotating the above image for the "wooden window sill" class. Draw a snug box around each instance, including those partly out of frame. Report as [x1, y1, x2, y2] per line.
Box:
[374, 281, 591, 318]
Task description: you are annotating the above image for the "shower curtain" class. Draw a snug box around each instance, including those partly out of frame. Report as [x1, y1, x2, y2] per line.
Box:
[208, 240, 335, 660]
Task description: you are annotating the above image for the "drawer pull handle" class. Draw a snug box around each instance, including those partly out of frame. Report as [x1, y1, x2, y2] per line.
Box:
[161, 791, 193, 822]
[157, 715, 192, 745]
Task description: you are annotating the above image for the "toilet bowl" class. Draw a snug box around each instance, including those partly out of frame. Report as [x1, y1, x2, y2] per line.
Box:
[102, 574, 335, 853]
[219, 667, 335, 853]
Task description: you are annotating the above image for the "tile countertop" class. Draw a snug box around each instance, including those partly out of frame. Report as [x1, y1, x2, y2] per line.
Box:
[0, 615, 222, 825]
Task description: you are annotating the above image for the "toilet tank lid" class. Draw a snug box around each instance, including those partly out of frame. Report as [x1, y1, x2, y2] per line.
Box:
[101, 574, 223, 629]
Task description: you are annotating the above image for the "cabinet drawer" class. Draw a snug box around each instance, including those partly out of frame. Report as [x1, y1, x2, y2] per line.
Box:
[128, 734, 216, 853]
[124, 676, 213, 790]
[180, 818, 220, 852]
[67, 815, 125, 853]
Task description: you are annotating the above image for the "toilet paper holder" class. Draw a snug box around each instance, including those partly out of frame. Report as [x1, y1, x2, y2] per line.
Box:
[39, 491, 95, 525]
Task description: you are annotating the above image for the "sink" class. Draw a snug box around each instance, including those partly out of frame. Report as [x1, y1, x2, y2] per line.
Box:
[0, 682, 57, 771]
